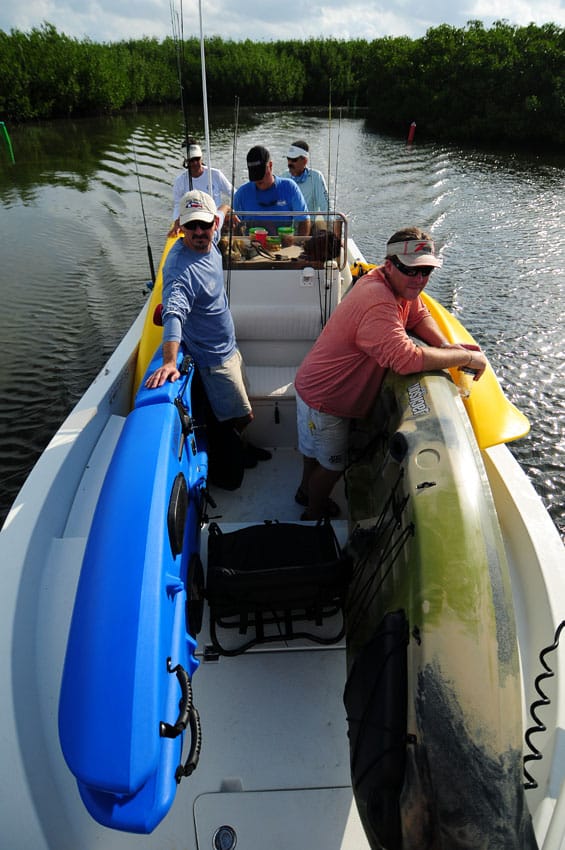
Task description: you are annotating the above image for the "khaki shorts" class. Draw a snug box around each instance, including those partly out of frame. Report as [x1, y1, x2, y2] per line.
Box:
[199, 349, 252, 422]
[296, 391, 348, 472]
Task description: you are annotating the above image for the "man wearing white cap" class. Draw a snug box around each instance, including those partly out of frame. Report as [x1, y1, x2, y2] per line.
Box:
[169, 137, 233, 236]
[294, 226, 488, 520]
[146, 190, 252, 425]
[285, 140, 329, 213]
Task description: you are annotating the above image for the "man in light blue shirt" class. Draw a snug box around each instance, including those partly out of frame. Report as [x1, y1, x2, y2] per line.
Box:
[146, 189, 251, 427]
[233, 145, 310, 236]
[285, 140, 329, 213]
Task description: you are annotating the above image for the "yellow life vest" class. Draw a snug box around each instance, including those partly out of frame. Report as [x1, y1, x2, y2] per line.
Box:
[350, 260, 378, 283]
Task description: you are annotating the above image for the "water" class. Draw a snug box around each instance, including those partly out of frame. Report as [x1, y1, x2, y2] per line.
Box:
[0, 108, 563, 536]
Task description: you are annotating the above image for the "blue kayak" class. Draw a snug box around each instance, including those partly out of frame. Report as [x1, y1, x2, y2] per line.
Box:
[59, 347, 207, 833]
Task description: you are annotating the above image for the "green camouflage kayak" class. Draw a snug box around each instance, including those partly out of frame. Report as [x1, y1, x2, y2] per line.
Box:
[344, 368, 537, 849]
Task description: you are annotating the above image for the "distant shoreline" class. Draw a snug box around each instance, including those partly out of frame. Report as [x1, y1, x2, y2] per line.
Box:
[1, 22, 564, 151]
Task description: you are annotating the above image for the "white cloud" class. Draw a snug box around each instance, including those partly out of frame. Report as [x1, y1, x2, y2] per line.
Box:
[0, 0, 563, 42]
[468, 0, 565, 27]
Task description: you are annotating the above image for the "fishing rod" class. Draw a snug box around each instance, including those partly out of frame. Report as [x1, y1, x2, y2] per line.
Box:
[132, 140, 156, 285]
[333, 106, 342, 217]
[198, 0, 213, 198]
[322, 78, 333, 324]
[0, 122, 15, 164]
[170, 0, 193, 191]
[327, 77, 332, 217]
[225, 95, 240, 304]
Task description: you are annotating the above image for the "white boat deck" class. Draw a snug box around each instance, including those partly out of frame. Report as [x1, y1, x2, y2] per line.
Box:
[186, 447, 370, 849]
[207, 443, 347, 527]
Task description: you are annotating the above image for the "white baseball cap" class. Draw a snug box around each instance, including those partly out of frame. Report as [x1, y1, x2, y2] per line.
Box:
[178, 190, 217, 226]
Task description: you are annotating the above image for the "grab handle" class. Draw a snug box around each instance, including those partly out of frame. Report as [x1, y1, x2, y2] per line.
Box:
[175, 703, 202, 781]
[160, 659, 192, 739]
[160, 658, 202, 781]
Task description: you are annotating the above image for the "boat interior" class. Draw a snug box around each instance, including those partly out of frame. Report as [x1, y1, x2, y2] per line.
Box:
[4, 209, 563, 849]
[173, 215, 371, 845]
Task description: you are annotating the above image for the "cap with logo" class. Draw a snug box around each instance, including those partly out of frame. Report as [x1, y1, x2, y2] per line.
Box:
[386, 238, 442, 268]
[178, 190, 217, 226]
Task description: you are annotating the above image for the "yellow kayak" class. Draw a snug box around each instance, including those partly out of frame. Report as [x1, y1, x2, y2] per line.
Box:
[132, 234, 179, 399]
[421, 291, 530, 449]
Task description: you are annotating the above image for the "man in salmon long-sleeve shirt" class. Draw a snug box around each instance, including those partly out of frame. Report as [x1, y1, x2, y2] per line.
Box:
[294, 226, 488, 520]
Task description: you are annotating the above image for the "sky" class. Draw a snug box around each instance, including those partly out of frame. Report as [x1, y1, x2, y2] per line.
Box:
[0, 0, 564, 43]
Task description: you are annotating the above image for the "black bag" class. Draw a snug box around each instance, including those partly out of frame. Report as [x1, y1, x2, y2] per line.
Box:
[303, 230, 342, 262]
[206, 519, 352, 655]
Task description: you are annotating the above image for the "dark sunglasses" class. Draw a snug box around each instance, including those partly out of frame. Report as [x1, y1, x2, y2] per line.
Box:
[183, 219, 214, 231]
[390, 256, 434, 277]
[287, 156, 301, 162]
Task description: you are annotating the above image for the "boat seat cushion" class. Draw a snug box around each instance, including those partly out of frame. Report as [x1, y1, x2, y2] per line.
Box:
[231, 305, 322, 341]
[245, 365, 296, 399]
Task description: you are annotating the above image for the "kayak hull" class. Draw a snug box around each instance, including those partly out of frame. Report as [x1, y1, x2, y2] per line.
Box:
[59, 348, 206, 833]
[345, 369, 537, 848]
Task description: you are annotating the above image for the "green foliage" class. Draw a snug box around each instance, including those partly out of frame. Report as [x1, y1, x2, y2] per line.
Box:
[369, 20, 565, 147]
[0, 21, 563, 149]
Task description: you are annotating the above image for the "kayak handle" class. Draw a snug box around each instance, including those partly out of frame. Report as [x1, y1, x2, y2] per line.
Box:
[160, 659, 193, 739]
[160, 659, 203, 781]
[175, 702, 202, 781]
